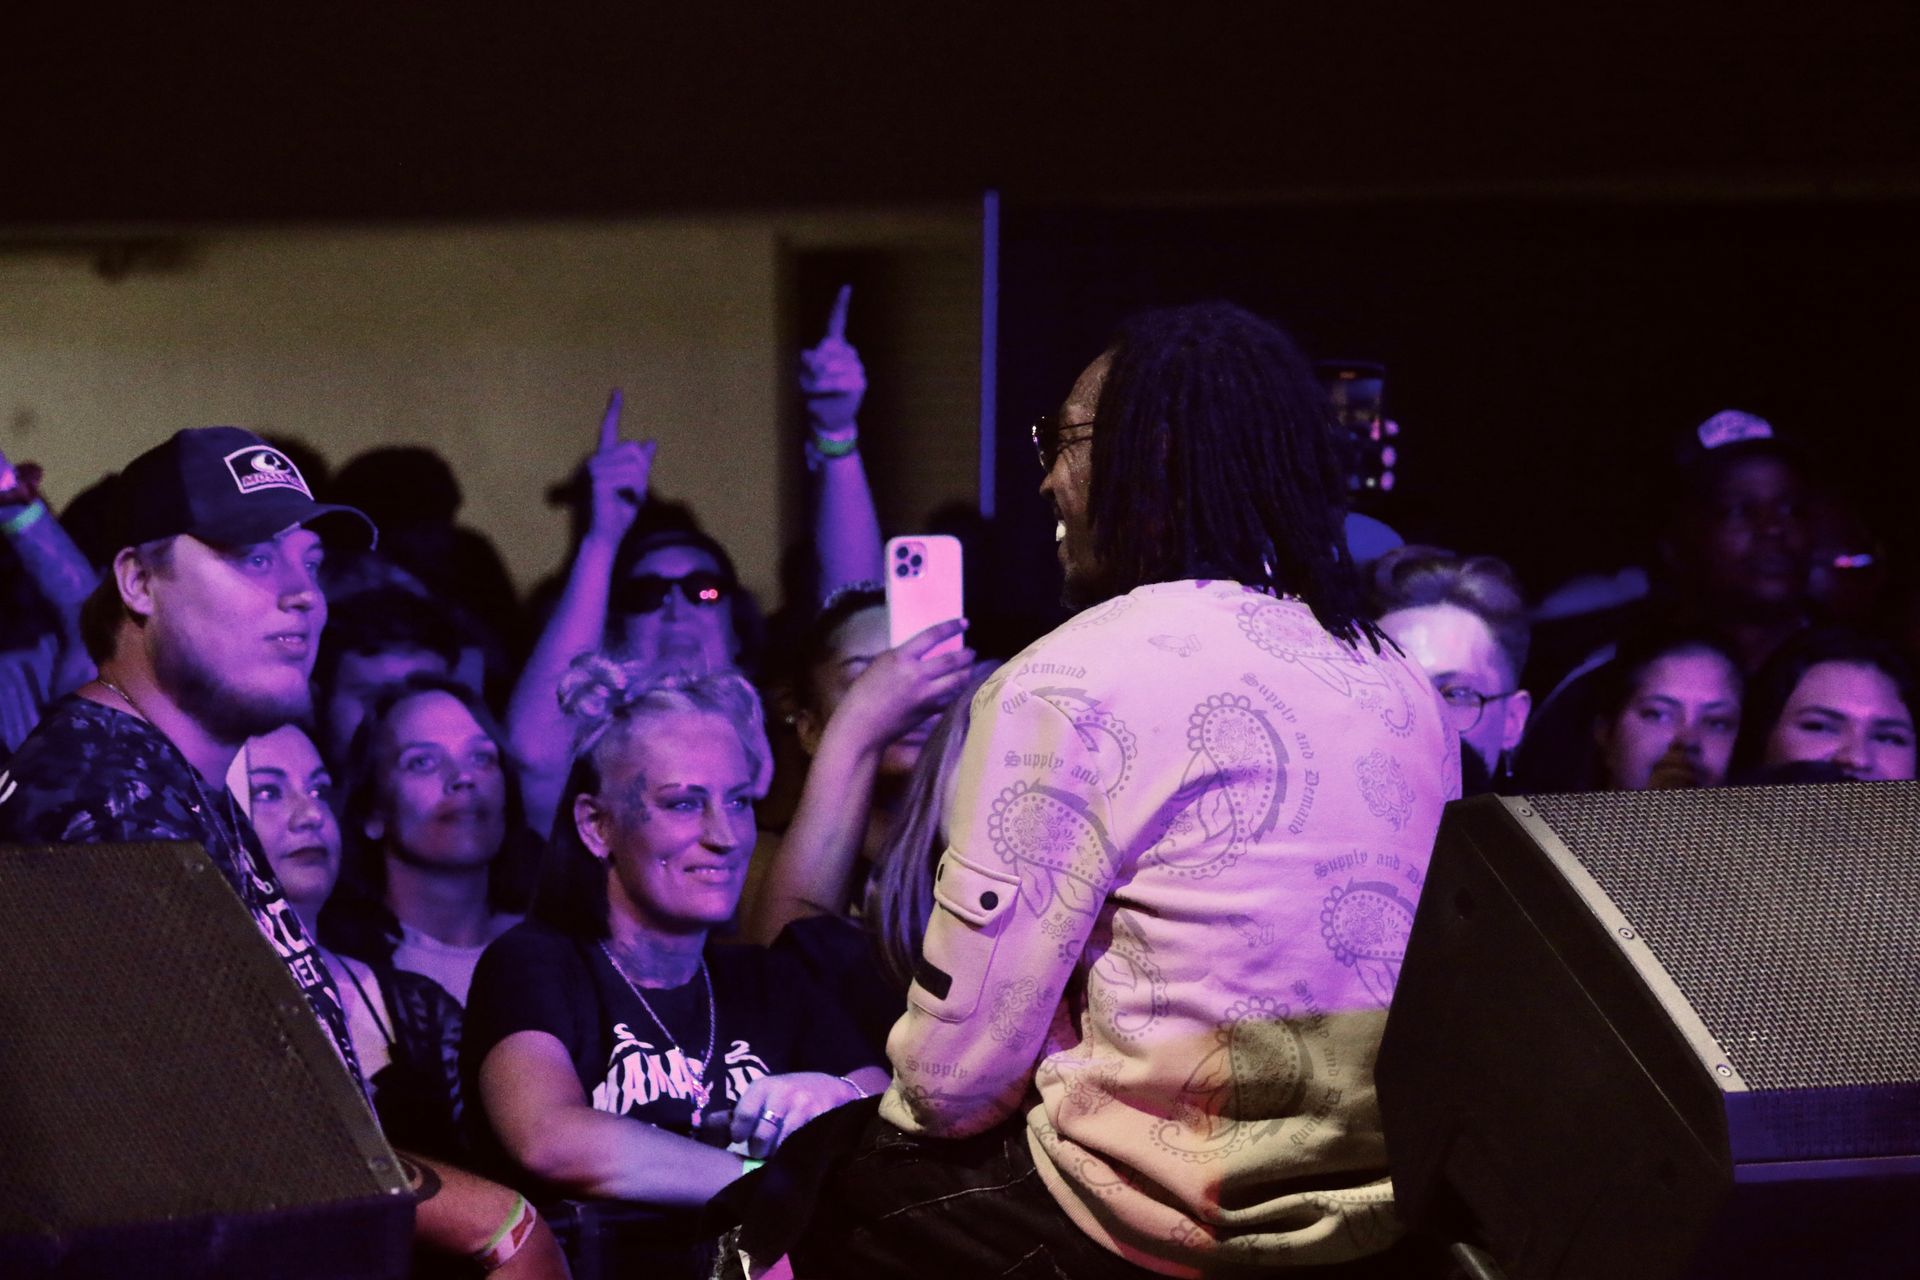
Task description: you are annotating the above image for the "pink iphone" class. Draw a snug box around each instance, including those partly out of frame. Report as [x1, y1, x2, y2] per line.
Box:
[885, 535, 964, 654]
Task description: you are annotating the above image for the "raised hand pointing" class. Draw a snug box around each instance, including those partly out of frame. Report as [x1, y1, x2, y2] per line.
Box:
[798, 284, 866, 440]
[586, 387, 656, 550]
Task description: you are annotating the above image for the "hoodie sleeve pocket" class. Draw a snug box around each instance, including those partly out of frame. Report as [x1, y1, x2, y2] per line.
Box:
[908, 848, 1020, 1021]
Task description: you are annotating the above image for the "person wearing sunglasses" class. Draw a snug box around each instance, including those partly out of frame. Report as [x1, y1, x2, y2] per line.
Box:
[508, 390, 760, 834]
[608, 530, 743, 673]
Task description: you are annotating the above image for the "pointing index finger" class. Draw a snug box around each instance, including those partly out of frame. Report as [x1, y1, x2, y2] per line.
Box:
[825, 284, 852, 341]
[599, 388, 623, 451]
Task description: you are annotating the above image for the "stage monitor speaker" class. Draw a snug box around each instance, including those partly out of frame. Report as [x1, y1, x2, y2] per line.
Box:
[0, 841, 413, 1279]
[1377, 783, 1920, 1280]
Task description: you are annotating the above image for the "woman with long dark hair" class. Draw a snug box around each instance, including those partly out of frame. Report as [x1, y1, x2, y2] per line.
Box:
[1732, 628, 1918, 782]
[327, 674, 539, 1005]
[240, 721, 467, 1158]
[742, 587, 976, 947]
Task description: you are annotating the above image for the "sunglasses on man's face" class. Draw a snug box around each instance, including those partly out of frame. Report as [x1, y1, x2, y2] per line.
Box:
[1031, 413, 1096, 473]
[613, 571, 733, 614]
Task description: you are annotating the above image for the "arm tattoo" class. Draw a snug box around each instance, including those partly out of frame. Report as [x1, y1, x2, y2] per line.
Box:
[397, 1154, 443, 1203]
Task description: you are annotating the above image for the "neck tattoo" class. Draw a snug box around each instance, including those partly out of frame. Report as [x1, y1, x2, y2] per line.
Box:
[598, 941, 717, 1116]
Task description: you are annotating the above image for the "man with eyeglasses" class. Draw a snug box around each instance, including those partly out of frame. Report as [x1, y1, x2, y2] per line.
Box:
[783, 303, 1457, 1278]
[1367, 546, 1534, 793]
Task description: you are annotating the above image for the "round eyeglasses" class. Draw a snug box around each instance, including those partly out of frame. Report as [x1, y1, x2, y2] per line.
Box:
[1437, 685, 1521, 733]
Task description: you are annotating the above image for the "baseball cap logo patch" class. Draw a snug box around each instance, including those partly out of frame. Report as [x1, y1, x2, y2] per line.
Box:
[223, 445, 313, 499]
[1695, 410, 1775, 452]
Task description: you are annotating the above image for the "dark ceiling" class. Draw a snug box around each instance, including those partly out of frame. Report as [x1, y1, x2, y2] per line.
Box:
[3, 5, 1915, 226]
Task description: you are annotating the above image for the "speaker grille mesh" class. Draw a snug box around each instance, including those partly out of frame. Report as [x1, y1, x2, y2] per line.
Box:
[0, 843, 388, 1231]
[1525, 782, 1920, 1092]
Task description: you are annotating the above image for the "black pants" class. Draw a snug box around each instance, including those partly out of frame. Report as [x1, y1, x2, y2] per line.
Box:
[788, 1111, 1448, 1279]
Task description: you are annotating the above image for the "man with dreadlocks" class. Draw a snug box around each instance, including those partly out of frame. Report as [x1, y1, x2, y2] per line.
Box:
[785, 302, 1459, 1277]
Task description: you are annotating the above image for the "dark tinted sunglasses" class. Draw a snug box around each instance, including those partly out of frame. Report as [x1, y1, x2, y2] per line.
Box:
[1031, 412, 1096, 472]
[613, 571, 733, 614]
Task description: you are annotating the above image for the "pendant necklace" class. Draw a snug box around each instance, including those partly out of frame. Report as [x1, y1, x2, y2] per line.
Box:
[599, 940, 718, 1115]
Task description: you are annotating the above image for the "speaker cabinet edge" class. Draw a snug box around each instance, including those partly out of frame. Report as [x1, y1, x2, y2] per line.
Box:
[1500, 799, 1749, 1092]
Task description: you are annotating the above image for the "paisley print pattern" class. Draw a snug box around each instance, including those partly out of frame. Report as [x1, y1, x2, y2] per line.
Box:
[1150, 693, 1288, 878]
[1237, 599, 1415, 737]
[878, 581, 1454, 1272]
[1354, 749, 1414, 830]
[1151, 997, 1310, 1163]
[1088, 911, 1168, 1042]
[987, 978, 1042, 1047]
[1225, 913, 1275, 948]
[987, 781, 1121, 918]
[1062, 595, 1137, 631]
[1032, 688, 1137, 797]
[1031, 1114, 1134, 1199]
[1038, 1049, 1126, 1120]
[1320, 879, 1418, 1007]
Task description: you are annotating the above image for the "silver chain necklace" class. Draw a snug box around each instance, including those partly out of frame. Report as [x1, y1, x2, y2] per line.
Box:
[598, 940, 718, 1114]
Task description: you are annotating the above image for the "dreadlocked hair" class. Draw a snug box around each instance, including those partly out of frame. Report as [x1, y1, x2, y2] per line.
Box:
[1091, 301, 1380, 650]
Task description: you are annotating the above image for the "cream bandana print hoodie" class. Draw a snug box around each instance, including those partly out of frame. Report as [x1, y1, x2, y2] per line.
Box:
[882, 580, 1458, 1276]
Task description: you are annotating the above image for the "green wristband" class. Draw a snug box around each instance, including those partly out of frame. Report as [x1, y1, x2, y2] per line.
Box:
[470, 1193, 533, 1272]
[1, 500, 46, 536]
[810, 432, 859, 459]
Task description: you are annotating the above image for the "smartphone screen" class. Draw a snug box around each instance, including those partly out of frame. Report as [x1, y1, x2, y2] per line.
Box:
[1318, 361, 1395, 495]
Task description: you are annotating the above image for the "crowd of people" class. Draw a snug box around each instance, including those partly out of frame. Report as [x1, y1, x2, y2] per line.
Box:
[0, 288, 1910, 1280]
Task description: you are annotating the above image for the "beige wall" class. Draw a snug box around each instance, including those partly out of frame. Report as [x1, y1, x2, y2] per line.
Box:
[0, 210, 977, 604]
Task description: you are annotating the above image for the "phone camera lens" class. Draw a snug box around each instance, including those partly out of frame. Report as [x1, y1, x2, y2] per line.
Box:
[895, 564, 911, 577]
[910, 555, 923, 568]
[895, 545, 910, 559]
